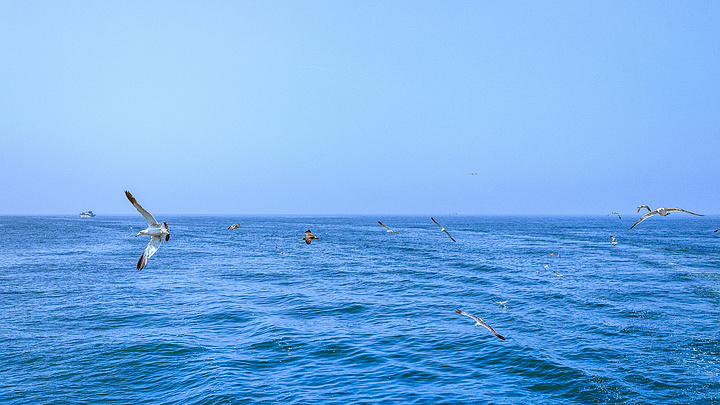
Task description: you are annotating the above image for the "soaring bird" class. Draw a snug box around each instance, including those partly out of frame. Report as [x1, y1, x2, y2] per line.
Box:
[455, 309, 505, 340]
[610, 236, 618, 246]
[431, 217, 456, 242]
[125, 191, 169, 270]
[492, 300, 508, 308]
[627, 207, 704, 231]
[611, 212, 621, 219]
[637, 205, 652, 213]
[228, 224, 241, 230]
[378, 221, 400, 234]
[302, 230, 319, 244]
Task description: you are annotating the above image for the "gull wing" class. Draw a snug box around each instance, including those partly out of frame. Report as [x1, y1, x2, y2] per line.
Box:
[611, 212, 621, 219]
[455, 309, 505, 340]
[714, 229, 720, 233]
[444, 230, 457, 242]
[627, 209, 659, 231]
[378, 221, 400, 234]
[665, 208, 704, 216]
[431, 217, 443, 229]
[637, 205, 651, 213]
[125, 191, 158, 226]
[137, 235, 161, 270]
[228, 224, 241, 230]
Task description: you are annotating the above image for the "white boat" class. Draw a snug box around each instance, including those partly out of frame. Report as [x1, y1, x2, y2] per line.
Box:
[78, 210, 96, 218]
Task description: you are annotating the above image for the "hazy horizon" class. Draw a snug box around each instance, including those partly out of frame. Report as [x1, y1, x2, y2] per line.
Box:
[2, 2, 719, 216]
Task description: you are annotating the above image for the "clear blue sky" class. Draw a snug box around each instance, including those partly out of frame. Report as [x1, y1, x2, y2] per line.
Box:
[2, 2, 719, 215]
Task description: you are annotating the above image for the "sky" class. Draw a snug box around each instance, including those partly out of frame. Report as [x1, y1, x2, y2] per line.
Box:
[1, 1, 719, 216]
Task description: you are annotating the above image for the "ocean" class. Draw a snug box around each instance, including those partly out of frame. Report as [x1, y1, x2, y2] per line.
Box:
[1, 215, 718, 404]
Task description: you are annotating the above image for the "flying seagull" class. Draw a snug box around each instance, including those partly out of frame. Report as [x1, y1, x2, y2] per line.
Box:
[455, 309, 505, 340]
[637, 205, 652, 213]
[302, 230, 319, 244]
[611, 212, 621, 219]
[125, 190, 169, 270]
[492, 300, 508, 308]
[610, 236, 618, 246]
[431, 217, 456, 242]
[378, 221, 400, 234]
[627, 207, 704, 231]
[553, 270, 565, 278]
[228, 224, 241, 230]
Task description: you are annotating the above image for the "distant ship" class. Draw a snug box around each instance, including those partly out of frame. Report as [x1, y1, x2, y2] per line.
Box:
[78, 210, 96, 218]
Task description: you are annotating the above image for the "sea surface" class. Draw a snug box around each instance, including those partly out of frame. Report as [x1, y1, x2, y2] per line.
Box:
[1, 215, 719, 404]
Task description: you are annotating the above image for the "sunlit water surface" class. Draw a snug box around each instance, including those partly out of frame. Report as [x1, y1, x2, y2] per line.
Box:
[1, 215, 718, 404]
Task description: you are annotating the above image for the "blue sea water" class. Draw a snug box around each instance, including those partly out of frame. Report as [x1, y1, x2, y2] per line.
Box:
[1, 215, 719, 404]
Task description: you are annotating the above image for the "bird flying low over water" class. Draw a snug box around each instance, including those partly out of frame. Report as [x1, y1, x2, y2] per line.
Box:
[637, 205, 651, 213]
[125, 191, 169, 270]
[302, 230, 319, 244]
[378, 221, 400, 234]
[431, 218, 456, 242]
[455, 309, 505, 340]
[627, 207, 704, 231]
[228, 224, 241, 230]
[610, 236, 618, 246]
[611, 212, 621, 219]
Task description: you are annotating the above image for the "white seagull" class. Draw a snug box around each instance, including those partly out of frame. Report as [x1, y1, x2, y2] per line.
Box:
[637, 205, 652, 213]
[228, 223, 241, 230]
[492, 300, 508, 308]
[125, 191, 169, 270]
[378, 221, 400, 234]
[611, 212, 621, 219]
[627, 207, 704, 231]
[455, 309, 505, 340]
[302, 230, 319, 244]
[610, 236, 618, 246]
[431, 217, 456, 242]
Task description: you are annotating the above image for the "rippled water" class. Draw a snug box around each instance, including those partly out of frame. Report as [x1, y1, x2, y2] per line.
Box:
[1, 215, 719, 403]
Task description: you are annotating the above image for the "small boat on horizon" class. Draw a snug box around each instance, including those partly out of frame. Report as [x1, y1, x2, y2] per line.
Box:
[78, 210, 96, 218]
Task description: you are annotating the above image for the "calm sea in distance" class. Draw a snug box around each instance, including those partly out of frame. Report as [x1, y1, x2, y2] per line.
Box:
[1, 215, 718, 404]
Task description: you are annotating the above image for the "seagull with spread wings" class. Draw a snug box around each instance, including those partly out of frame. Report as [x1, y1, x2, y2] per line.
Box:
[637, 205, 651, 213]
[378, 221, 400, 234]
[610, 236, 618, 246]
[125, 191, 169, 270]
[455, 309, 505, 340]
[431, 217, 456, 242]
[627, 207, 704, 231]
[302, 230, 319, 244]
[228, 223, 241, 230]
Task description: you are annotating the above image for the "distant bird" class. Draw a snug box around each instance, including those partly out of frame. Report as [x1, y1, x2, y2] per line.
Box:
[610, 236, 618, 246]
[228, 224, 241, 230]
[302, 230, 319, 244]
[627, 207, 704, 231]
[125, 190, 169, 270]
[637, 205, 652, 213]
[275, 245, 284, 254]
[611, 212, 621, 219]
[431, 217, 456, 242]
[553, 270, 565, 278]
[470, 173, 477, 176]
[492, 300, 508, 308]
[378, 221, 400, 234]
[540, 264, 549, 274]
[547, 252, 558, 256]
[455, 309, 505, 340]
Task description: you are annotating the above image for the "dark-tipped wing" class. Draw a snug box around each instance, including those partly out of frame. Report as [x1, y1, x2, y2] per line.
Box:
[125, 191, 158, 226]
[444, 230, 457, 242]
[627, 210, 659, 231]
[137, 235, 161, 270]
[431, 217, 443, 228]
[666, 208, 704, 216]
[455, 309, 504, 340]
[228, 224, 240, 230]
[611, 212, 621, 219]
